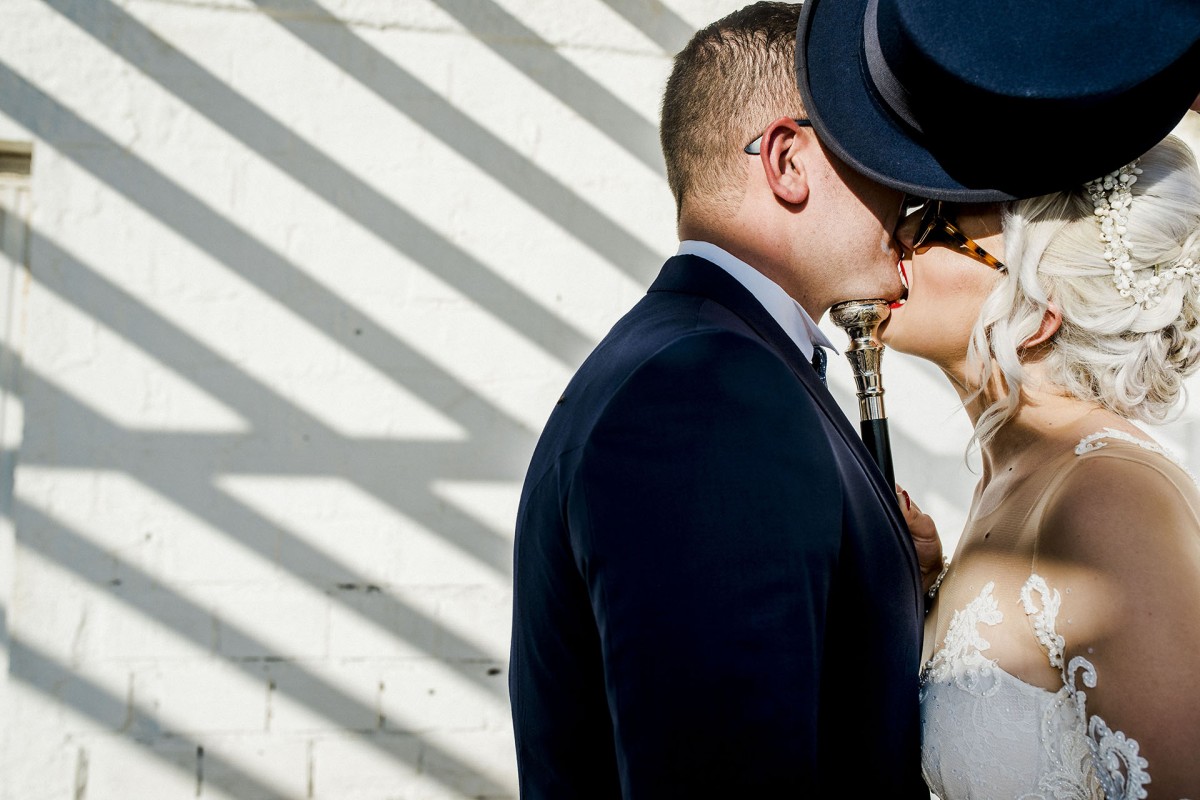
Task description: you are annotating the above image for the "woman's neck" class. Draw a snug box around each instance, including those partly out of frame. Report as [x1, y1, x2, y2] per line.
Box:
[945, 361, 1113, 483]
[979, 393, 1106, 477]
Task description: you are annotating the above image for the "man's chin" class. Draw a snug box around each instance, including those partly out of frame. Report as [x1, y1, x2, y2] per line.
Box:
[829, 289, 904, 308]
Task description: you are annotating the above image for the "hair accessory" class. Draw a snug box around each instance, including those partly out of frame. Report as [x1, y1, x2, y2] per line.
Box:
[1086, 160, 1200, 309]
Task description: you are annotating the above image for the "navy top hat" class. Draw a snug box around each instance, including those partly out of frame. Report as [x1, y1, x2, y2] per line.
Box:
[796, 0, 1200, 201]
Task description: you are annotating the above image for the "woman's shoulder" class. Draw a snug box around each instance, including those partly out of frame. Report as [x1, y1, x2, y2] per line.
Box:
[1037, 427, 1200, 567]
[1067, 427, 1198, 503]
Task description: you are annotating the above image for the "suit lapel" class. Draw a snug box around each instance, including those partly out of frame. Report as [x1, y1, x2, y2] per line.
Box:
[650, 255, 920, 588]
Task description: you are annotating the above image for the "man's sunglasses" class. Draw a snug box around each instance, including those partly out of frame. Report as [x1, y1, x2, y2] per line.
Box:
[743, 119, 812, 155]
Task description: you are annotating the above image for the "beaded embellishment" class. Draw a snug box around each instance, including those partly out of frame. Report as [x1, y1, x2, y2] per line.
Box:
[1085, 160, 1200, 309]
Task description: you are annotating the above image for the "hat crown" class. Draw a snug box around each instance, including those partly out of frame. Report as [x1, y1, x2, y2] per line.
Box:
[881, 0, 1200, 99]
[797, 0, 1200, 201]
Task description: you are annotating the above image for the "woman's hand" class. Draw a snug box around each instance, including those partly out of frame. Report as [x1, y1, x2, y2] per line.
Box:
[896, 484, 944, 595]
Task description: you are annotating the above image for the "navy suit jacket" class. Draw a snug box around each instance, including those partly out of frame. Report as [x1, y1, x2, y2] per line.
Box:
[510, 255, 927, 797]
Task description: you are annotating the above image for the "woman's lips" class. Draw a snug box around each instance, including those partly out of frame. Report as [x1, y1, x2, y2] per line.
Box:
[890, 259, 909, 309]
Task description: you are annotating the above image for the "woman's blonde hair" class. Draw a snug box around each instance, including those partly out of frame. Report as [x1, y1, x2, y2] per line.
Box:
[970, 135, 1200, 446]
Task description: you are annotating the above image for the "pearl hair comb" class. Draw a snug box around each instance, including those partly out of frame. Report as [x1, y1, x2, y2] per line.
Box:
[1085, 160, 1200, 309]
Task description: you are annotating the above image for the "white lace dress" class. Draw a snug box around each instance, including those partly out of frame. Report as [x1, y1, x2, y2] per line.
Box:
[919, 430, 1198, 800]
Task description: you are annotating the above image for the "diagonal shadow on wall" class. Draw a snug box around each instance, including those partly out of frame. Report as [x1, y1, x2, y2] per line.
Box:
[11, 638, 305, 800]
[17, 332, 508, 700]
[249, 0, 664, 286]
[15, 496, 508, 798]
[0, 65, 523, 579]
[39, 0, 595, 371]
[270, 0, 667, 176]
[1, 50, 530, 796]
[29, 228, 518, 583]
[594, 0, 695, 54]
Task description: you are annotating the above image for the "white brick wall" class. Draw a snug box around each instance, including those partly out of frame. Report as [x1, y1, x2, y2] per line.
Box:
[0, 1, 1198, 797]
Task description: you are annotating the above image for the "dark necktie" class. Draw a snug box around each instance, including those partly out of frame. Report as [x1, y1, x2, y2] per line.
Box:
[811, 347, 828, 387]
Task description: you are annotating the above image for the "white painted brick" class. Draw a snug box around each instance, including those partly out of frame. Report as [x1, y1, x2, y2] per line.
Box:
[257, 654, 509, 740]
[215, 475, 506, 590]
[131, 659, 269, 735]
[193, 733, 313, 800]
[309, 733, 423, 800]
[66, 735, 198, 800]
[427, 585, 513, 662]
[196, 582, 331, 661]
[326, 584, 508, 662]
[0, 682, 74, 800]
[409, 727, 519, 800]
[375, 658, 510, 734]
[259, 658, 380, 735]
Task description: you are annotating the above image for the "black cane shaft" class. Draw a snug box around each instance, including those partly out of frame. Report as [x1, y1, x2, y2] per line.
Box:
[860, 417, 895, 490]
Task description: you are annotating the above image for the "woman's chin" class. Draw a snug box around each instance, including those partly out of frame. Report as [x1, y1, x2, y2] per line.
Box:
[879, 309, 908, 352]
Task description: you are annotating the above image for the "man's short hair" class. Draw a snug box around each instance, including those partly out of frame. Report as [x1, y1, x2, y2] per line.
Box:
[660, 2, 805, 216]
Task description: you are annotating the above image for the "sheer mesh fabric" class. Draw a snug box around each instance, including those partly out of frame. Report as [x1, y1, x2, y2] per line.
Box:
[920, 433, 1200, 799]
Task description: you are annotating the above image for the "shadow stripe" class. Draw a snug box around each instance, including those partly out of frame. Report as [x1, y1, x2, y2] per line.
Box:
[16, 363, 510, 694]
[399, 0, 664, 176]
[594, 0, 695, 54]
[15, 498, 509, 797]
[251, 0, 662, 284]
[0, 58, 560, 436]
[26, 225, 516, 583]
[9, 637, 303, 800]
[29, 226, 524, 548]
[27, 225, 531, 444]
[30, 1, 594, 367]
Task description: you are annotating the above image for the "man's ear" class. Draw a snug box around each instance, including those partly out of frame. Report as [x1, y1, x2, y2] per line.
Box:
[760, 118, 810, 206]
[1022, 302, 1062, 349]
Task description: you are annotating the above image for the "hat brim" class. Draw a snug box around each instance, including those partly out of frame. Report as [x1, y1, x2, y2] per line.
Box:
[797, 0, 1022, 202]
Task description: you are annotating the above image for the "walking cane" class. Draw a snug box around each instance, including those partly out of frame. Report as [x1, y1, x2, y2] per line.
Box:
[829, 299, 895, 490]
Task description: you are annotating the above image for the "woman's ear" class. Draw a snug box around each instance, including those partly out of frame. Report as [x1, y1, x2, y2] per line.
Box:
[1022, 302, 1062, 349]
[760, 118, 810, 206]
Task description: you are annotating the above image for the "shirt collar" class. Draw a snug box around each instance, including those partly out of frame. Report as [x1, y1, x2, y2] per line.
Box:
[676, 240, 837, 360]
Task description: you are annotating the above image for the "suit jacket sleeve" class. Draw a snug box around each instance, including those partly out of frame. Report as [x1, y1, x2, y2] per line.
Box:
[570, 329, 844, 796]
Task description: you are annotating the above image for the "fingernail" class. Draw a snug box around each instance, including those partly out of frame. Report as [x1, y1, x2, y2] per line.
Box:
[903, 491, 911, 510]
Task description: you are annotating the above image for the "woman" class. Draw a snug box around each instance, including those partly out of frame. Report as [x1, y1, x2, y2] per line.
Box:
[888, 135, 1200, 798]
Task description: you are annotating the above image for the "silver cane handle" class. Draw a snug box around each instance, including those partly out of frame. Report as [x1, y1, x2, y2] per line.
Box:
[829, 299, 895, 488]
[829, 299, 890, 422]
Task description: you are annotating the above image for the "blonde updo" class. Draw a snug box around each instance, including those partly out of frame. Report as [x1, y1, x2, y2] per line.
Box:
[970, 135, 1200, 445]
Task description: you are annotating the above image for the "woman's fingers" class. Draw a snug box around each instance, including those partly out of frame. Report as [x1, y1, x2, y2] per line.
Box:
[896, 483, 944, 588]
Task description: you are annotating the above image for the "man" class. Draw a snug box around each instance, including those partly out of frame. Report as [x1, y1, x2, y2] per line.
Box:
[509, 3, 932, 796]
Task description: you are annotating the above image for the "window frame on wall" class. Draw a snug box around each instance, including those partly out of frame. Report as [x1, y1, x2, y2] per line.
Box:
[0, 139, 31, 680]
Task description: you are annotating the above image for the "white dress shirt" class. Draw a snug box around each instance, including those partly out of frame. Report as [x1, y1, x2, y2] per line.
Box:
[676, 240, 837, 363]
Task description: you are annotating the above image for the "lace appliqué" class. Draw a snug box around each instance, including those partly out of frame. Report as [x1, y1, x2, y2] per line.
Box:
[1020, 575, 1066, 669]
[1075, 428, 1167, 456]
[1074, 428, 1198, 487]
[1021, 575, 1151, 800]
[922, 581, 1003, 698]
